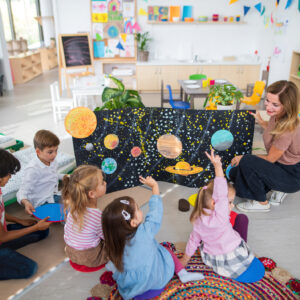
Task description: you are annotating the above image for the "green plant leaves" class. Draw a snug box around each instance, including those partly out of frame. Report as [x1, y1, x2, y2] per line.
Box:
[95, 76, 145, 111]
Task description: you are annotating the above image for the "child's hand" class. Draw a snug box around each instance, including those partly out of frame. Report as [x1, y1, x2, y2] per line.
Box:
[22, 199, 35, 215]
[205, 149, 224, 177]
[34, 217, 51, 230]
[139, 176, 157, 188]
[18, 219, 37, 227]
[231, 155, 243, 167]
[205, 149, 222, 166]
[139, 176, 160, 195]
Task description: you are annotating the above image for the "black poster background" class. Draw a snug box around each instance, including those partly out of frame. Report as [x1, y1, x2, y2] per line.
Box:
[73, 108, 255, 193]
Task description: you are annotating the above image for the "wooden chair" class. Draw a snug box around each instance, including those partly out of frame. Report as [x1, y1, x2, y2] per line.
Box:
[50, 81, 74, 123]
[166, 85, 190, 109]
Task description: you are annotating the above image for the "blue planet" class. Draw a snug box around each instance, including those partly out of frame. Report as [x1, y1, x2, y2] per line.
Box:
[211, 130, 234, 151]
[101, 158, 117, 174]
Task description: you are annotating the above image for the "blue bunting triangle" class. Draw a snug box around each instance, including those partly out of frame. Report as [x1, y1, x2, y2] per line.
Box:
[244, 6, 251, 16]
[285, 0, 293, 8]
[261, 6, 266, 15]
[254, 2, 262, 13]
[116, 41, 125, 51]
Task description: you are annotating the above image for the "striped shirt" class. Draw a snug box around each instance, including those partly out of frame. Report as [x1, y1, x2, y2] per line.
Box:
[64, 207, 103, 250]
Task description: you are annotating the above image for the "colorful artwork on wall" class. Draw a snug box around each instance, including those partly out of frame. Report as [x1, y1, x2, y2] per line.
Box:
[108, 0, 123, 21]
[72, 108, 255, 193]
[103, 21, 123, 38]
[148, 6, 169, 21]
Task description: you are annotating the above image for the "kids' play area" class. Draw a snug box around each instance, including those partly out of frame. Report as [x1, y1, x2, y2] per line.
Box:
[0, 0, 300, 299]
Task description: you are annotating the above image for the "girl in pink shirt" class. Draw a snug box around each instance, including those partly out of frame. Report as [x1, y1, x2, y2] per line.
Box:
[180, 150, 262, 281]
[62, 165, 108, 267]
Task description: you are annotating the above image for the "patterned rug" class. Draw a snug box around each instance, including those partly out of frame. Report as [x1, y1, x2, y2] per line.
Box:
[107, 251, 297, 300]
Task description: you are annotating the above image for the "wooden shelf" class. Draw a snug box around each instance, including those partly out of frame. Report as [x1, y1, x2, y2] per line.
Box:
[147, 21, 246, 25]
[39, 47, 58, 71]
[10, 51, 43, 84]
[290, 74, 300, 80]
[95, 58, 137, 63]
[289, 51, 300, 92]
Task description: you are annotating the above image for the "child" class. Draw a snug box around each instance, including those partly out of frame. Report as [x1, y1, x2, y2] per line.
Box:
[62, 165, 108, 267]
[17, 130, 62, 215]
[0, 148, 51, 280]
[180, 149, 255, 280]
[102, 176, 204, 300]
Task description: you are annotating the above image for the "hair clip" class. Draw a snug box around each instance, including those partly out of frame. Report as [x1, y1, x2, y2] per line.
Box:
[121, 210, 131, 221]
[120, 199, 129, 205]
[203, 185, 208, 190]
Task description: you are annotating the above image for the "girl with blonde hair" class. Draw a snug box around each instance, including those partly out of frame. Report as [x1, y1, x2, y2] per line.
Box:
[62, 165, 108, 267]
[230, 80, 300, 212]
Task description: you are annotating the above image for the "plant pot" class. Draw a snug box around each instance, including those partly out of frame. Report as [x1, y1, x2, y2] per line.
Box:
[217, 104, 234, 110]
[138, 51, 149, 62]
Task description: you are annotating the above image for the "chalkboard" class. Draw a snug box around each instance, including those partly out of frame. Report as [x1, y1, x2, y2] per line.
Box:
[60, 34, 93, 68]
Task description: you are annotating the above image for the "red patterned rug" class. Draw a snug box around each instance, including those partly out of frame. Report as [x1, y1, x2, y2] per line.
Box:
[107, 251, 297, 300]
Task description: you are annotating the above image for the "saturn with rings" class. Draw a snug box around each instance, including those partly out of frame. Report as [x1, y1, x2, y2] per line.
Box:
[165, 161, 203, 176]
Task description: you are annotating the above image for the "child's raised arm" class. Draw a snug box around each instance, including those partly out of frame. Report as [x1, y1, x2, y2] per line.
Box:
[139, 176, 159, 195]
[205, 149, 224, 178]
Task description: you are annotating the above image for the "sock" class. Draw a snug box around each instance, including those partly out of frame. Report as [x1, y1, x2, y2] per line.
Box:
[177, 268, 205, 283]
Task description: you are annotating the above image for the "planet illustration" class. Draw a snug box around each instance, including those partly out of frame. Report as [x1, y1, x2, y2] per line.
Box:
[101, 158, 117, 175]
[211, 130, 234, 151]
[165, 161, 203, 176]
[157, 134, 182, 159]
[85, 143, 94, 151]
[104, 134, 119, 150]
[131, 146, 142, 157]
[65, 107, 97, 139]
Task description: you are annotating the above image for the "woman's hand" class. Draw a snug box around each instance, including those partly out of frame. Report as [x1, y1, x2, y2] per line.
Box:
[231, 155, 243, 167]
[249, 111, 268, 129]
[17, 219, 37, 227]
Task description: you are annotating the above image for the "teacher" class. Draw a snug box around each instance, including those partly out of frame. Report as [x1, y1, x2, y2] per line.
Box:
[229, 80, 300, 212]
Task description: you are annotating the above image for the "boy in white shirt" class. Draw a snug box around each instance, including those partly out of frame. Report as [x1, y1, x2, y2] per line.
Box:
[17, 130, 63, 215]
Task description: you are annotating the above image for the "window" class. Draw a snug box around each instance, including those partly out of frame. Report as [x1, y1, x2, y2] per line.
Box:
[0, 0, 43, 48]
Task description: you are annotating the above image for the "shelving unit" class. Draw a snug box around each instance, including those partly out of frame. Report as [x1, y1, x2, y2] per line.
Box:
[9, 52, 43, 84]
[147, 21, 246, 25]
[39, 47, 58, 71]
[289, 51, 300, 91]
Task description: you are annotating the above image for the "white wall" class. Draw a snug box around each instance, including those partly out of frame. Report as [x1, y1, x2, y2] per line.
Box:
[0, 12, 13, 91]
[40, 0, 55, 47]
[52, 0, 300, 84]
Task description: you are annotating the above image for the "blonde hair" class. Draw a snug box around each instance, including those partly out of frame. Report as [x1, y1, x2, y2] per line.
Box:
[190, 179, 235, 223]
[62, 165, 103, 230]
[267, 80, 300, 137]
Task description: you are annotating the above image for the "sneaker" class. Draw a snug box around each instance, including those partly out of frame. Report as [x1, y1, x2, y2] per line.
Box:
[236, 200, 271, 212]
[269, 191, 287, 206]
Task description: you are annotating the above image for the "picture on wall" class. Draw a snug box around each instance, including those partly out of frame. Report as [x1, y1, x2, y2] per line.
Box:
[72, 108, 255, 193]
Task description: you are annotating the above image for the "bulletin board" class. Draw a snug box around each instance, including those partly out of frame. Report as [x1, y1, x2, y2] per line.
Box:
[72, 108, 255, 193]
[91, 0, 137, 60]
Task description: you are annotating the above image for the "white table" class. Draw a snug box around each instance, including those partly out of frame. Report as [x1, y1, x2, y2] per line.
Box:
[72, 85, 105, 110]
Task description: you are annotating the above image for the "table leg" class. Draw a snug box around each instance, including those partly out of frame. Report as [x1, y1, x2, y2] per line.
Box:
[180, 86, 183, 100]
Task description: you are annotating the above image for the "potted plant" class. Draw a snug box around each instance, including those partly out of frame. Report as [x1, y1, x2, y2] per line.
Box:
[135, 32, 151, 62]
[94, 76, 145, 110]
[203, 84, 243, 110]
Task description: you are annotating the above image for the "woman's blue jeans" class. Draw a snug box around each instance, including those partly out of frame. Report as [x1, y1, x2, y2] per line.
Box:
[0, 224, 49, 280]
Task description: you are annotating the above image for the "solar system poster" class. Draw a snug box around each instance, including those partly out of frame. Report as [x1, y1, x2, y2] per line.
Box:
[72, 108, 255, 193]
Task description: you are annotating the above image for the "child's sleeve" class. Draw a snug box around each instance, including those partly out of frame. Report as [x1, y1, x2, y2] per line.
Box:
[16, 167, 37, 204]
[212, 177, 230, 223]
[185, 226, 202, 258]
[143, 195, 163, 237]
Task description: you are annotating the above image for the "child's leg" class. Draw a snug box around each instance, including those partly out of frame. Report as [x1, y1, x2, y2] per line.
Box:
[0, 224, 49, 250]
[233, 214, 249, 242]
[0, 248, 37, 280]
[164, 247, 204, 283]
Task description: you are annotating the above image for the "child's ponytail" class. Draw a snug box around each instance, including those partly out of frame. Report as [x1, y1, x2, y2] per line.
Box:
[62, 165, 102, 230]
[190, 180, 214, 223]
[102, 196, 138, 272]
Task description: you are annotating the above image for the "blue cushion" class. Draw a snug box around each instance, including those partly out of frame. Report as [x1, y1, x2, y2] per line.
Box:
[172, 101, 190, 109]
[133, 288, 164, 300]
[235, 257, 265, 283]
